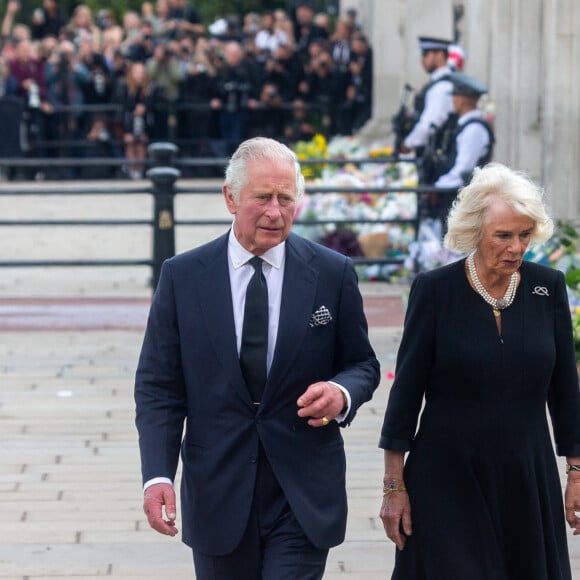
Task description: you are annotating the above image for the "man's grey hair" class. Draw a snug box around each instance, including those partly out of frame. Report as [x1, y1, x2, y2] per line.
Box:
[224, 137, 305, 203]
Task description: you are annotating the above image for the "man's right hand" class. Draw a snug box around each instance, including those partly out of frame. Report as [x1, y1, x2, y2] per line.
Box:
[7, 0, 21, 15]
[143, 483, 179, 537]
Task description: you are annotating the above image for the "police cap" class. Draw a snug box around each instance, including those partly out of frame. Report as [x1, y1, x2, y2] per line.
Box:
[450, 73, 488, 99]
[418, 36, 452, 54]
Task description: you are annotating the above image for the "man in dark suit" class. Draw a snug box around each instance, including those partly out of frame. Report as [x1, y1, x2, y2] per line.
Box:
[135, 136, 380, 579]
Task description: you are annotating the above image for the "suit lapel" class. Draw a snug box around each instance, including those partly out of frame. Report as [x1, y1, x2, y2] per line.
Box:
[265, 235, 318, 398]
[195, 233, 320, 407]
[195, 234, 252, 405]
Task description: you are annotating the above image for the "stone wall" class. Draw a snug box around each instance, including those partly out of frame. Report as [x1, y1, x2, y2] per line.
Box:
[344, 0, 579, 221]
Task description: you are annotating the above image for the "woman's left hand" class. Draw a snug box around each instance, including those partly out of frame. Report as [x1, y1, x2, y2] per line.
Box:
[380, 490, 412, 550]
[565, 476, 580, 535]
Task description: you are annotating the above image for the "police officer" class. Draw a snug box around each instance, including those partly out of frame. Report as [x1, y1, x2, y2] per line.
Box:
[434, 72, 494, 189]
[399, 36, 454, 156]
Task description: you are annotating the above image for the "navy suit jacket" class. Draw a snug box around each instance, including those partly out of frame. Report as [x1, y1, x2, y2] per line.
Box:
[135, 232, 380, 555]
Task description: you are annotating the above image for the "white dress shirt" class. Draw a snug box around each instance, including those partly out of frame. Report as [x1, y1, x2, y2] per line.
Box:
[228, 229, 284, 374]
[435, 110, 491, 189]
[404, 65, 454, 150]
[255, 28, 289, 54]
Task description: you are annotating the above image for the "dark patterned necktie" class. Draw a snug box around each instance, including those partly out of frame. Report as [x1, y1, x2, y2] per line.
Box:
[240, 256, 268, 403]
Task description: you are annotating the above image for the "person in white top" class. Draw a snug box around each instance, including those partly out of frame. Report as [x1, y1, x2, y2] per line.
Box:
[255, 11, 289, 56]
[400, 36, 454, 154]
[435, 72, 494, 189]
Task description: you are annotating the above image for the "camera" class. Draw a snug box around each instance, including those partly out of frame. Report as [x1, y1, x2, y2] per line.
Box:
[28, 82, 40, 108]
[94, 71, 106, 95]
[96, 10, 111, 31]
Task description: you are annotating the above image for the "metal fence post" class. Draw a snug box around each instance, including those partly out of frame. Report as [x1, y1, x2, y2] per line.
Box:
[148, 142, 179, 168]
[147, 166, 181, 289]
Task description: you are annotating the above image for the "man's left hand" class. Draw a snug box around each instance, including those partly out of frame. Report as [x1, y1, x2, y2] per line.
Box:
[297, 382, 346, 427]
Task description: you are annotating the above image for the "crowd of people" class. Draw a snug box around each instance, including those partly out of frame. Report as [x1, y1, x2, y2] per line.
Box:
[0, 0, 373, 179]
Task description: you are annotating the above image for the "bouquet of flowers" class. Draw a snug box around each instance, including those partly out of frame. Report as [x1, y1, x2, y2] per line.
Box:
[326, 135, 369, 160]
[294, 134, 328, 179]
[369, 144, 395, 159]
[405, 218, 464, 272]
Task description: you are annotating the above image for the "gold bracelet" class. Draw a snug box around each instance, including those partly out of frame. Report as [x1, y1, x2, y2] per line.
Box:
[382, 478, 407, 496]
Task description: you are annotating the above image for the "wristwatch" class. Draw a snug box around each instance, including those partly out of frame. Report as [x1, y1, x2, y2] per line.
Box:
[565, 463, 580, 474]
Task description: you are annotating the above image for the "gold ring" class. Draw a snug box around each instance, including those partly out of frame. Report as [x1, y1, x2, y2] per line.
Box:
[321, 417, 329, 426]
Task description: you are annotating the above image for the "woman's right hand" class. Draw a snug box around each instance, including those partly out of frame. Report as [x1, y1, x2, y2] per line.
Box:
[380, 490, 412, 551]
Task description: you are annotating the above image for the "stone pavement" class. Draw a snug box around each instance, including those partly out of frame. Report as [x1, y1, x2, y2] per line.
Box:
[0, 180, 578, 579]
[0, 301, 403, 580]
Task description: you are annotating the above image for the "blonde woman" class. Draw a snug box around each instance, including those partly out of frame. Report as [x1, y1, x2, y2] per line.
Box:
[379, 163, 580, 579]
[66, 5, 99, 49]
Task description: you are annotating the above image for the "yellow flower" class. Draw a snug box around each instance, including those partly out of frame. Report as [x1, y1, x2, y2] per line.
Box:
[314, 133, 327, 150]
[294, 134, 328, 180]
[369, 146, 394, 158]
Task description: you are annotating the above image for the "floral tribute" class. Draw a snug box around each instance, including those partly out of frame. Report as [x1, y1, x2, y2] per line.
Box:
[293, 135, 424, 281]
[292, 135, 580, 356]
[524, 221, 580, 365]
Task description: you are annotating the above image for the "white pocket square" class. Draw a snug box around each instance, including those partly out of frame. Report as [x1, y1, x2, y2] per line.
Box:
[309, 305, 333, 328]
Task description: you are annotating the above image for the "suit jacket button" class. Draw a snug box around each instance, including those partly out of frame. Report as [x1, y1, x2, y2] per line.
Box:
[250, 456, 257, 463]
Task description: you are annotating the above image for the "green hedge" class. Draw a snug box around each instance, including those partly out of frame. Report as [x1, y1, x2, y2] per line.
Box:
[22, 0, 291, 27]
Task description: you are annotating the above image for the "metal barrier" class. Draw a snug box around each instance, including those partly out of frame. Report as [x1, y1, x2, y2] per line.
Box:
[0, 98, 370, 178]
[0, 143, 457, 288]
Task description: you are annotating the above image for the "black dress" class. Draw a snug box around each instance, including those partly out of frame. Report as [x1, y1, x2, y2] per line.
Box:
[379, 259, 580, 580]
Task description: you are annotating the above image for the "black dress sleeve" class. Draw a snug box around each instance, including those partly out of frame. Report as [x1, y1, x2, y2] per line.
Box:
[547, 270, 580, 456]
[379, 272, 436, 451]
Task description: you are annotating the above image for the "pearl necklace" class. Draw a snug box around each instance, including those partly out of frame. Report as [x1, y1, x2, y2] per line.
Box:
[466, 252, 518, 317]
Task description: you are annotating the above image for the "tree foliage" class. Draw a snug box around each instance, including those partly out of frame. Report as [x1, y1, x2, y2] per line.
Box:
[22, 0, 290, 26]
[19, 0, 338, 31]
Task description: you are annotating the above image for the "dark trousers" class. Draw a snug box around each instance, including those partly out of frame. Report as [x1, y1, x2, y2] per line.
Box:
[192, 444, 328, 580]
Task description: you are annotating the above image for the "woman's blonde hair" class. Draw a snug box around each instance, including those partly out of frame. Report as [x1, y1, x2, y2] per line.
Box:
[444, 162, 554, 253]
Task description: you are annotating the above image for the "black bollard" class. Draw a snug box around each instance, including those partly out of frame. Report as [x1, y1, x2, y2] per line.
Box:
[148, 142, 179, 168]
[147, 166, 181, 289]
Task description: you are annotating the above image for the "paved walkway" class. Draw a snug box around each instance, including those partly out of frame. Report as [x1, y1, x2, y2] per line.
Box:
[0, 180, 578, 579]
[0, 295, 403, 580]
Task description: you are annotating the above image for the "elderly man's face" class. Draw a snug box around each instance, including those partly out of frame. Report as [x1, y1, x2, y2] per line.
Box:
[224, 159, 297, 255]
[223, 43, 244, 67]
